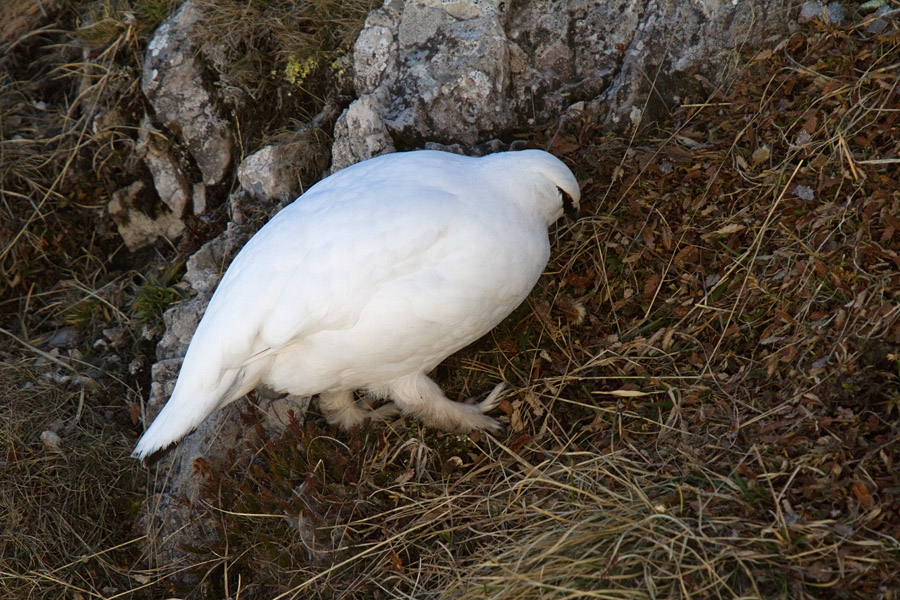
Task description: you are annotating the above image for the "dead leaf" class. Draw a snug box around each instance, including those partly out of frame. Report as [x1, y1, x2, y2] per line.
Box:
[566, 271, 594, 287]
[550, 136, 580, 155]
[661, 224, 673, 251]
[509, 400, 525, 432]
[674, 245, 699, 265]
[130, 402, 141, 425]
[751, 48, 773, 62]
[662, 326, 675, 351]
[508, 434, 532, 454]
[394, 469, 414, 485]
[813, 260, 827, 278]
[779, 345, 798, 363]
[389, 552, 405, 574]
[702, 223, 745, 240]
[852, 481, 873, 508]
[524, 391, 544, 417]
[642, 273, 661, 300]
[775, 309, 798, 325]
[802, 111, 819, 134]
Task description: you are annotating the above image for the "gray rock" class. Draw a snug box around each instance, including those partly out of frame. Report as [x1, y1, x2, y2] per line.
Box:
[513, 0, 796, 127]
[107, 181, 184, 251]
[191, 183, 207, 215]
[238, 144, 301, 203]
[182, 224, 247, 295]
[237, 130, 328, 203]
[152, 224, 250, 365]
[142, 1, 233, 187]
[799, 1, 847, 24]
[240, 103, 337, 191]
[332, 0, 510, 170]
[331, 90, 397, 172]
[46, 327, 80, 349]
[390, 0, 511, 140]
[147, 358, 182, 408]
[332, 0, 794, 169]
[866, 5, 897, 35]
[136, 116, 191, 217]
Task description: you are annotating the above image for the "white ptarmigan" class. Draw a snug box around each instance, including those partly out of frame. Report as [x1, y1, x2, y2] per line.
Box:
[133, 149, 580, 463]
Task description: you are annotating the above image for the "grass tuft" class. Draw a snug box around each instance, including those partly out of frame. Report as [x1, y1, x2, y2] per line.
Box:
[191, 0, 381, 142]
[131, 262, 185, 324]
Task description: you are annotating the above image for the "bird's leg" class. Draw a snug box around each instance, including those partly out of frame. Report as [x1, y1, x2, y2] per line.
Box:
[318, 390, 398, 429]
[386, 373, 504, 433]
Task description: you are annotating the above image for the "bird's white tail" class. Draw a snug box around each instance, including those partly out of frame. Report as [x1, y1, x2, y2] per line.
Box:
[132, 367, 248, 463]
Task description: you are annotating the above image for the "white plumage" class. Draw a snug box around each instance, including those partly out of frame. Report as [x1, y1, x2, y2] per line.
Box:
[133, 149, 580, 462]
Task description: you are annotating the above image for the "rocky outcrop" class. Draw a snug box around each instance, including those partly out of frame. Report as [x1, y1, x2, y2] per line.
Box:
[107, 0, 235, 251]
[141, 1, 233, 188]
[112, 0, 797, 245]
[331, 0, 795, 170]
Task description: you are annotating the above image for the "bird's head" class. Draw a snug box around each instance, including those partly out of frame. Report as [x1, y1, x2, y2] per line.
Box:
[483, 149, 581, 226]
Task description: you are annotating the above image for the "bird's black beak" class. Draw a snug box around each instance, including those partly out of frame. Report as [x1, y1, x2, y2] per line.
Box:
[561, 189, 579, 221]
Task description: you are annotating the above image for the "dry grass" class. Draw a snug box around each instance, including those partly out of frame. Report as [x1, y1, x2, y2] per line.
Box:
[0, 357, 147, 599]
[0, 0, 152, 310]
[2, 3, 900, 600]
[1, 7, 155, 595]
[192, 0, 381, 143]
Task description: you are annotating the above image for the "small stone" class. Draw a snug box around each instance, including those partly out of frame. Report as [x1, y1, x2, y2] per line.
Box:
[46, 327, 79, 349]
[794, 185, 815, 201]
[40, 431, 65, 457]
[107, 182, 185, 251]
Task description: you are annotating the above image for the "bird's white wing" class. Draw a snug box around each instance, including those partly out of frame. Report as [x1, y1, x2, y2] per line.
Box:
[194, 187, 461, 375]
[258, 205, 453, 348]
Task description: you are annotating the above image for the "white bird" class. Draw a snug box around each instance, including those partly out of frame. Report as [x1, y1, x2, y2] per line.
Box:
[133, 149, 580, 463]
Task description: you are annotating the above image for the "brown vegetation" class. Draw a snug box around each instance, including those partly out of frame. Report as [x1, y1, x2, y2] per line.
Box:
[2, 2, 899, 598]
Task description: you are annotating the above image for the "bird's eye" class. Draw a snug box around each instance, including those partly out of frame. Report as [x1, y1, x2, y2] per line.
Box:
[560, 188, 578, 220]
